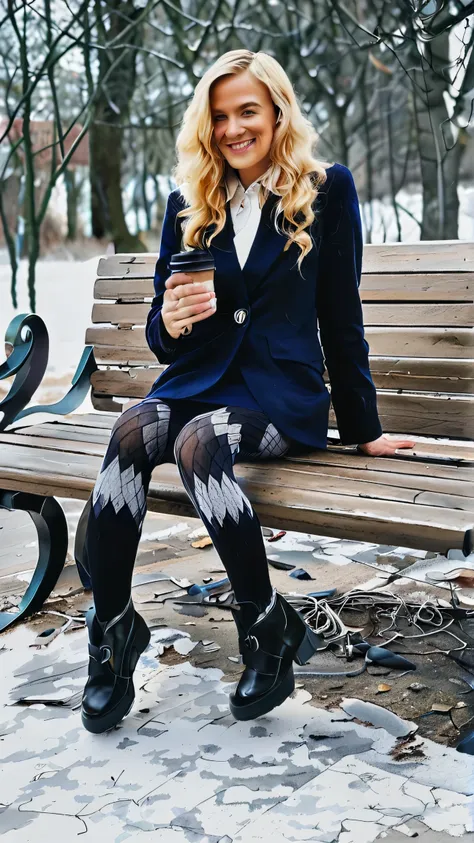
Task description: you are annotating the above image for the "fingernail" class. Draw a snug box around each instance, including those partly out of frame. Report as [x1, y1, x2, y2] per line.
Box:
[210, 298, 217, 308]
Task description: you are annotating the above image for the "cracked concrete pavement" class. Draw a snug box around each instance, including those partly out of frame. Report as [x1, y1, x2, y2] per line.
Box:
[2, 617, 474, 842]
[2, 502, 474, 841]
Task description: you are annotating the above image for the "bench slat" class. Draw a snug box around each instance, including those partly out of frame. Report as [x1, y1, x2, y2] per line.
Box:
[292, 445, 474, 471]
[1, 441, 472, 527]
[4, 467, 471, 553]
[242, 462, 474, 512]
[94, 278, 153, 300]
[89, 343, 156, 365]
[362, 241, 474, 273]
[87, 353, 473, 393]
[97, 241, 474, 277]
[90, 368, 162, 397]
[86, 325, 474, 359]
[61, 413, 119, 429]
[91, 301, 474, 328]
[332, 397, 474, 440]
[93, 273, 474, 302]
[368, 358, 474, 394]
[365, 327, 474, 357]
[97, 255, 157, 278]
[363, 304, 474, 326]
[0, 442, 472, 554]
[88, 355, 474, 394]
[0, 432, 107, 457]
[10, 418, 474, 475]
[359, 274, 474, 301]
[12, 422, 112, 444]
[57, 411, 473, 463]
[257, 460, 474, 501]
[89, 368, 474, 438]
[2, 432, 473, 510]
[92, 303, 149, 326]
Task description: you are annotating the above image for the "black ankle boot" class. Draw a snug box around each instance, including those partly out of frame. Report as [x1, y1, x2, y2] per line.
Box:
[81, 597, 151, 734]
[229, 590, 321, 721]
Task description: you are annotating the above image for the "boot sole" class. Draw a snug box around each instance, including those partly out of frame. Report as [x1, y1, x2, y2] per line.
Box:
[81, 619, 151, 734]
[229, 667, 295, 721]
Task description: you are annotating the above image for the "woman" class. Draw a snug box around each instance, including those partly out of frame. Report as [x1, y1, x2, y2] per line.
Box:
[81, 49, 414, 734]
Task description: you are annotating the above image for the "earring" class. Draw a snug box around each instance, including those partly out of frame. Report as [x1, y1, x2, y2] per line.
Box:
[276, 110, 282, 124]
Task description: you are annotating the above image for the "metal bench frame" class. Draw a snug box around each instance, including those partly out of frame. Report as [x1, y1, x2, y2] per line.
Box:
[0, 314, 96, 629]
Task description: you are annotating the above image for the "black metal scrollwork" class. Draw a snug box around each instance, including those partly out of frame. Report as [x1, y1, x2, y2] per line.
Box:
[0, 313, 49, 432]
[0, 312, 97, 431]
[0, 492, 69, 632]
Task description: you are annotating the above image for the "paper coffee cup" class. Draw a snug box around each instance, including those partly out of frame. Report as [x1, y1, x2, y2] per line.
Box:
[169, 249, 216, 335]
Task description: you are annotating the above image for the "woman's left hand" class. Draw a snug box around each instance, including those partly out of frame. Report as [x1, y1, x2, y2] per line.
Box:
[357, 434, 416, 457]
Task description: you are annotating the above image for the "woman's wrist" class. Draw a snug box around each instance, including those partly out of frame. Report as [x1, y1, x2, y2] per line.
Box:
[158, 311, 181, 352]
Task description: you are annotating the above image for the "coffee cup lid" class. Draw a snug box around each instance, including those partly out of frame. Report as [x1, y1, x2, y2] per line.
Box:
[169, 248, 215, 273]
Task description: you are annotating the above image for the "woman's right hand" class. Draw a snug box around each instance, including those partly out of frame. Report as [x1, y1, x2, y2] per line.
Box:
[162, 272, 217, 339]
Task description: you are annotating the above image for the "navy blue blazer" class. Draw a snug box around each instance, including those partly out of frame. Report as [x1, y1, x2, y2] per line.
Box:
[145, 162, 383, 450]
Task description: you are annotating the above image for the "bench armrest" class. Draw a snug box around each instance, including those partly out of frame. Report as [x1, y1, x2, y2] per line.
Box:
[0, 312, 97, 431]
[14, 345, 97, 423]
[0, 313, 49, 432]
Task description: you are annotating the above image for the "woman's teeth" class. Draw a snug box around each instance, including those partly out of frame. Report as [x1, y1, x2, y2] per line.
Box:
[228, 139, 255, 151]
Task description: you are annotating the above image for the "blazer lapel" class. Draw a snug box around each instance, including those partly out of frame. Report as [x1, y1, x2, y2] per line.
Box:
[241, 191, 287, 296]
[207, 191, 288, 300]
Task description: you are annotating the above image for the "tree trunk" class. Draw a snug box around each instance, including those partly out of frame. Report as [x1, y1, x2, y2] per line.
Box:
[89, 0, 146, 253]
[64, 168, 81, 240]
[407, 19, 460, 239]
[0, 185, 19, 308]
[27, 234, 40, 313]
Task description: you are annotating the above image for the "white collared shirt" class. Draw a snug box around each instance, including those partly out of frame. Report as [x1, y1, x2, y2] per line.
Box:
[176, 165, 278, 269]
[224, 167, 272, 269]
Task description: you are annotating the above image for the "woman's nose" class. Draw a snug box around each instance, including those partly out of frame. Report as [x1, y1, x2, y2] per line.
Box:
[225, 120, 245, 139]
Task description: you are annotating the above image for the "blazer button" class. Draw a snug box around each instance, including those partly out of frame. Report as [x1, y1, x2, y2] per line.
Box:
[234, 308, 248, 325]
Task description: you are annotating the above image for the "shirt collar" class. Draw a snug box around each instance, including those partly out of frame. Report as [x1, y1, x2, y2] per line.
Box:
[224, 164, 274, 203]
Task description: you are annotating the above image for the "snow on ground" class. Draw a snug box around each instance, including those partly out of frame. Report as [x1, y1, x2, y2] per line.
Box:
[1, 256, 99, 376]
[2, 618, 474, 843]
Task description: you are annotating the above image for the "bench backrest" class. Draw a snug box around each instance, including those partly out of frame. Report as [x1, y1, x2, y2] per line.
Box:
[87, 241, 474, 439]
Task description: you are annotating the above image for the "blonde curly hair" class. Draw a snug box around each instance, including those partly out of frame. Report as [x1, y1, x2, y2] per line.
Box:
[172, 49, 333, 272]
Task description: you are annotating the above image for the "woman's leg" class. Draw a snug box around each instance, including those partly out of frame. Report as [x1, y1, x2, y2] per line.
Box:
[86, 398, 289, 622]
[173, 405, 291, 613]
[82, 398, 317, 731]
[82, 396, 208, 733]
[85, 397, 178, 622]
[173, 406, 323, 723]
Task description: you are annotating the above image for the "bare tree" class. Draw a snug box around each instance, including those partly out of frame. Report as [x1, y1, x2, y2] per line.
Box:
[0, 0, 473, 313]
[0, 0, 171, 306]
[88, 0, 159, 251]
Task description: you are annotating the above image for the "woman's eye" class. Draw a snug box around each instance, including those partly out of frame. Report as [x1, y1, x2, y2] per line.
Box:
[214, 110, 255, 120]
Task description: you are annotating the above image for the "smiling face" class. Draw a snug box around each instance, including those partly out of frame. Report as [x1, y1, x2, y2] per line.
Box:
[210, 70, 278, 190]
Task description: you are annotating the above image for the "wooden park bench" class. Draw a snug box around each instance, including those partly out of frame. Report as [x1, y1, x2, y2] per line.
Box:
[0, 240, 473, 631]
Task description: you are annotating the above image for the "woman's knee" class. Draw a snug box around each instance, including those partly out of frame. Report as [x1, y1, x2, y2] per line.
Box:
[174, 412, 215, 468]
[174, 407, 244, 470]
[109, 399, 171, 460]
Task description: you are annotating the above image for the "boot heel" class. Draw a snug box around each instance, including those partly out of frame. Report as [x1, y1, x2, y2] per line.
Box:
[136, 619, 151, 654]
[131, 617, 151, 669]
[294, 624, 321, 666]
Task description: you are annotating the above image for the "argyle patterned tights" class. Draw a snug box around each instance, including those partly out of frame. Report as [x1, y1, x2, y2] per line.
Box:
[84, 398, 290, 622]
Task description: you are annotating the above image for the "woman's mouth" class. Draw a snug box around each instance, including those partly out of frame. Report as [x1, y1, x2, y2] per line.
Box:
[226, 138, 256, 154]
